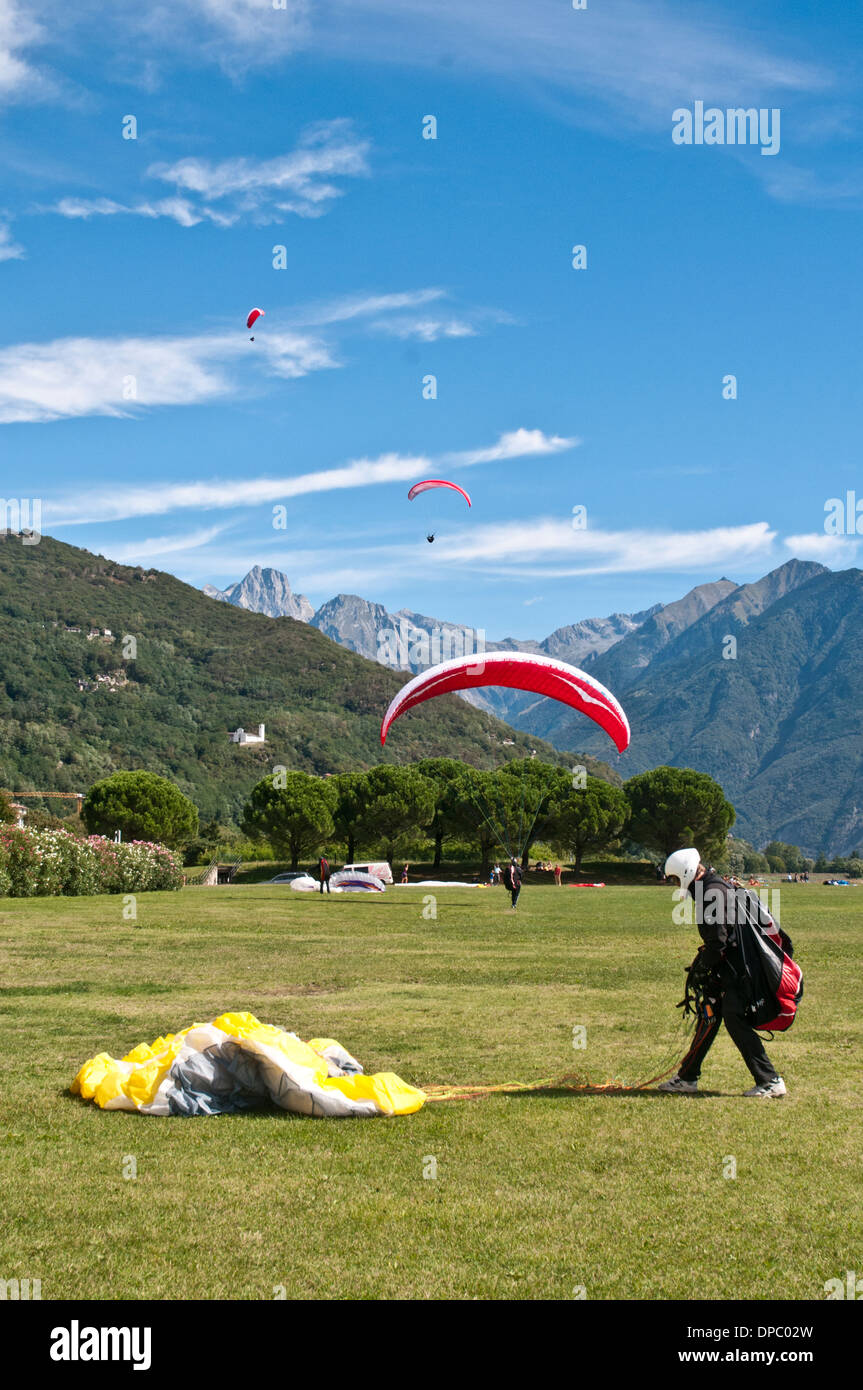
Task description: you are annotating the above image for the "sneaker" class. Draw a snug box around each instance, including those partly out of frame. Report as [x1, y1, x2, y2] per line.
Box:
[657, 1074, 698, 1093]
[743, 1077, 787, 1098]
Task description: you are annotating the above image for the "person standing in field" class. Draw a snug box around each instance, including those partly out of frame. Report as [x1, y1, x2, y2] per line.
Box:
[658, 847, 786, 1098]
[401, 863, 410, 884]
[318, 853, 331, 894]
[554, 863, 562, 887]
[504, 857, 523, 910]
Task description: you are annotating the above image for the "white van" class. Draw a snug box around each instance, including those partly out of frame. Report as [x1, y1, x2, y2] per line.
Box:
[342, 861, 393, 885]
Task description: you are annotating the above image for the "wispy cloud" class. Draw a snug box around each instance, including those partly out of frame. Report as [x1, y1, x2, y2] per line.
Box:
[137, 517, 780, 596]
[427, 518, 777, 577]
[0, 220, 24, 260]
[318, 0, 828, 120]
[106, 524, 231, 564]
[448, 428, 576, 466]
[371, 316, 478, 342]
[48, 120, 370, 228]
[0, 284, 514, 423]
[0, 329, 336, 424]
[46, 429, 574, 525]
[52, 195, 235, 229]
[296, 289, 446, 327]
[293, 288, 509, 342]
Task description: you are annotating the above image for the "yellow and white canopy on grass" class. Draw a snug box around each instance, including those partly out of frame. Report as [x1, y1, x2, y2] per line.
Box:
[72, 1011, 426, 1118]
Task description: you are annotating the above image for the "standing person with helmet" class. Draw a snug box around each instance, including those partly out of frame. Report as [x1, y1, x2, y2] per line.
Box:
[658, 847, 787, 1098]
[503, 857, 523, 911]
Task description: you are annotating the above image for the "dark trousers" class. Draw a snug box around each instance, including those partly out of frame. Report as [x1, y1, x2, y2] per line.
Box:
[319, 879, 330, 893]
[679, 984, 778, 1086]
[510, 886, 521, 908]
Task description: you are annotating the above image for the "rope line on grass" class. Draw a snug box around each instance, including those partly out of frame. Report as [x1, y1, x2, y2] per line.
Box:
[422, 1017, 711, 1103]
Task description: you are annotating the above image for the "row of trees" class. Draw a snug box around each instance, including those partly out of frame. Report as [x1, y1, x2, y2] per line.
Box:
[8, 765, 860, 877]
[1, 762, 735, 872]
[238, 760, 736, 873]
[6, 762, 731, 871]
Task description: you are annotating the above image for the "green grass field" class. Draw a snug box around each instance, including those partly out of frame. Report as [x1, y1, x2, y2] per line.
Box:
[1, 882, 860, 1300]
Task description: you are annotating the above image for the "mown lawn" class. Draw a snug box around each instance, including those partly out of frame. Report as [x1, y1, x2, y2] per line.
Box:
[0, 882, 859, 1300]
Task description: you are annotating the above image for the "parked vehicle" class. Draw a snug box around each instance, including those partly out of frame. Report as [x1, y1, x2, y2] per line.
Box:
[342, 861, 393, 885]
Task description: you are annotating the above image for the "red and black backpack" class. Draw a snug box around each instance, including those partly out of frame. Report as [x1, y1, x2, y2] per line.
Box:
[730, 889, 804, 1032]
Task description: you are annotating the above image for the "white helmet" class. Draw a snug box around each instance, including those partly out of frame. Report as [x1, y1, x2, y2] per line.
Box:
[664, 847, 701, 894]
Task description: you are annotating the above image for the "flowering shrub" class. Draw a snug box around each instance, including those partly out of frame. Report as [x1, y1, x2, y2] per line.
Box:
[0, 827, 184, 897]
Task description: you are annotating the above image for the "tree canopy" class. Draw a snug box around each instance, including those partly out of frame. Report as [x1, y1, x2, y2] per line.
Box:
[624, 765, 735, 861]
[355, 764, 436, 865]
[242, 771, 337, 870]
[82, 770, 198, 848]
[552, 776, 630, 870]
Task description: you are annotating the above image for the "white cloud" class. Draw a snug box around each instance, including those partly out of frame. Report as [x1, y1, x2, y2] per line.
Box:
[151, 518, 778, 595]
[141, 0, 312, 68]
[449, 428, 577, 465]
[783, 532, 860, 563]
[297, 289, 446, 327]
[0, 221, 24, 260]
[49, 121, 370, 229]
[0, 0, 48, 102]
[147, 120, 370, 221]
[52, 195, 228, 228]
[0, 284, 512, 424]
[372, 317, 477, 342]
[47, 429, 574, 525]
[428, 519, 777, 576]
[294, 289, 508, 342]
[0, 329, 336, 424]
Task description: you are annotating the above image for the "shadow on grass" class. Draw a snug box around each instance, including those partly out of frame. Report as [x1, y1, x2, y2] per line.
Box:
[0, 981, 170, 998]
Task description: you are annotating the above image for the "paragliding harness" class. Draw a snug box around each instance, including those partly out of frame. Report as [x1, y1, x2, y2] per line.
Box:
[677, 950, 720, 1027]
[678, 887, 803, 1035]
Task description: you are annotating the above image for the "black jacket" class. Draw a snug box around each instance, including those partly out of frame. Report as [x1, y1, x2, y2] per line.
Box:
[688, 868, 738, 974]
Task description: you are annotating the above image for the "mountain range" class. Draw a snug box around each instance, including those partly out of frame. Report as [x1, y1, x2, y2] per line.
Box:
[203, 558, 863, 853]
[0, 535, 855, 853]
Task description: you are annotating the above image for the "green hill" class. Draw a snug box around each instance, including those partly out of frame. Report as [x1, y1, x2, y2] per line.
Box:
[0, 533, 612, 822]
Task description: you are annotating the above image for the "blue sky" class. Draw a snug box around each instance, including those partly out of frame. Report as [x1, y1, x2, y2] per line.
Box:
[2, 0, 862, 640]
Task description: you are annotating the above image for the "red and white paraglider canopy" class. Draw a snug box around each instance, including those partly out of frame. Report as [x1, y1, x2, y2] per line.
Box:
[246, 308, 265, 330]
[407, 479, 472, 507]
[380, 652, 630, 753]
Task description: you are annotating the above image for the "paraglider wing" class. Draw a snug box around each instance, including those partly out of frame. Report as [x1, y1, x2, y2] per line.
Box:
[246, 307, 264, 330]
[380, 652, 630, 753]
[407, 479, 472, 507]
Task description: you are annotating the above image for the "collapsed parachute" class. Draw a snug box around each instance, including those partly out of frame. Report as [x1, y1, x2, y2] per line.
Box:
[71, 1012, 425, 1118]
[407, 479, 472, 507]
[380, 652, 630, 753]
[329, 870, 386, 893]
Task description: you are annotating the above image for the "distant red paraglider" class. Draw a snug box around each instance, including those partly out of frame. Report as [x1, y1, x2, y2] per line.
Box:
[380, 652, 630, 753]
[408, 479, 471, 507]
[247, 307, 264, 340]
